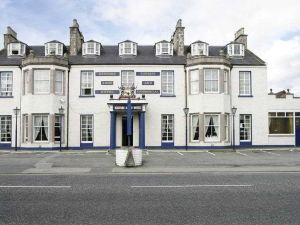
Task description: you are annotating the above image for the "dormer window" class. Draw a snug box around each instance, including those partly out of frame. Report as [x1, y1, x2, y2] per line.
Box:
[156, 41, 173, 56]
[119, 41, 137, 56]
[45, 41, 63, 56]
[82, 41, 101, 56]
[227, 43, 244, 57]
[7, 42, 26, 56]
[191, 41, 209, 56]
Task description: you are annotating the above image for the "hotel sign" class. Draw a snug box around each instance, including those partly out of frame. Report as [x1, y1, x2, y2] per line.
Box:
[136, 72, 160, 76]
[136, 90, 160, 94]
[95, 90, 120, 94]
[114, 105, 143, 110]
[95, 72, 120, 76]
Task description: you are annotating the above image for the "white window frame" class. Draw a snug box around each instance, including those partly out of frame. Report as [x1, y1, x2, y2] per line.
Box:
[45, 43, 63, 56]
[7, 43, 26, 56]
[227, 43, 244, 57]
[0, 115, 12, 143]
[0, 71, 13, 96]
[23, 70, 29, 95]
[225, 114, 229, 142]
[268, 112, 294, 135]
[81, 115, 93, 143]
[204, 69, 219, 94]
[119, 42, 137, 56]
[33, 114, 49, 143]
[33, 69, 50, 94]
[23, 114, 29, 143]
[191, 114, 200, 142]
[121, 70, 135, 88]
[191, 43, 209, 56]
[239, 71, 251, 96]
[54, 115, 64, 142]
[80, 71, 94, 96]
[204, 114, 220, 142]
[161, 70, 174, 96]
[156, 42, 173, 56]
[82, 42, 101, 56]
[161, 114, 174, 142]
[239, 114, 252, 142]
[224, 70, 228, 94]
[55, 70, 64, 95]
[189, 70, 199, 95]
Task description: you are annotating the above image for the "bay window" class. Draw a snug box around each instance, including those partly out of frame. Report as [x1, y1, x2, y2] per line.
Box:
[55, 70, 64, 95]
[82, 41, 101, 56]
[34, 70, 50, 94]
[191, 42, 209, 56]
[0, 71, 13, 96]
[45, 42, 63, 56]
[191, 114, 200, 141]
[161, 114, 174, 142]
[81, 115, 93, 142]
[227, 43, 244, 57]
[204, 69, 219, 93]
[23, 114, 28, 143]
[0, 116, 12, 143]
[119, 41, 137, 56]
[204, 114, 220, 141]
[190, 70, 199, 94]
[269, 112, 294, 134]
[161, 70, 174, 95]
[80, 71, 94, 96]
[33, 115, 49, 142]
[7, 42, 26, 56]
[239, 71, 251, 96]
[156, 41, 173, 56]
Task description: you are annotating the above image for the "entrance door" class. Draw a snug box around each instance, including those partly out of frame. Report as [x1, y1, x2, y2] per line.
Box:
[296, 116, 300, 147]
[122, 116, 133, 146]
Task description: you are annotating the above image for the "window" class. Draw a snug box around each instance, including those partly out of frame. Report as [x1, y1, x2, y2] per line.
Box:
[204, 69, 219, 93]
[190, 70, 199, 94]
[0, 116, 12, 143]
[225, 114, 229, 141]
[54, 115, 63, 142]
[191, 114, 200, 141]
[227, 43, 244, 57]
[45, 42, 63, 56]
[82, 41, 100, 56]
[224, 70, 228, 94]
[80, 71, 94, 96]
[33, 70, 50, 94]
[239, 71, 251, 96]
[121, 70, 135, 88]
[55, 70, 64, 95]
[161, 114, 174, 142]
[156, 42, 173, 56]
[81, 115, 93, 142]
[0, 72, 13, 96]
[23, 114, 28, 143]
[7, 43, 26, 56]
[23, 70, 29, 95]
[240, 114, 252, 141]
[204, 114, 220, 142]
[161, 70, 174, 95]
[269, 112, 294, 134]
[33, 115, 49, 142]
[191, 42, 209, 56]
[119, 41, 137, 56]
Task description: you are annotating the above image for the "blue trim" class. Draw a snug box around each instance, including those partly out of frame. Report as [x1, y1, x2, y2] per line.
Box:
[0, 143, 11, 148]
[238, 95, 253, 98]
[0, 96, 13, 98]
[79, 95, 95, 98]
[139, 112, 145, 149]
[160, 95, 176, 97]
[110, 112, 117, 149]
[80, 143, 93, 148]
[161, 142, 174, 148]
[240, 141, 252, 146]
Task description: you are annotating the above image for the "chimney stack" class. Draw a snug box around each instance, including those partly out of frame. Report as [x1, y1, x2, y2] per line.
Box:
[234, 27, 248, 48]
[69, 19, 84, 56]
[171, 19, 185, 56]
[3, 26, 18, 49]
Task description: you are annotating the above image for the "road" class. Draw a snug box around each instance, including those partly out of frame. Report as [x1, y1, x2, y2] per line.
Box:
[0, 172, 299, 225]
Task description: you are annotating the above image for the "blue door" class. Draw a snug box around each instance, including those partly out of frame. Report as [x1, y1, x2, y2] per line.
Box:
[296, 117, 300, 147]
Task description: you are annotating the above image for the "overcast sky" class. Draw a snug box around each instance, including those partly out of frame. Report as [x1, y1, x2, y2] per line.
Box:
[1, 0, 300, 95]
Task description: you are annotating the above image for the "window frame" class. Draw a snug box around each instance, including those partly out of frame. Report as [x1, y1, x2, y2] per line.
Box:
[239, 114, 252, 142]
[224, 70, 228, 94]
[0, 115, 12, 143]
[80, 71, 94, 96]
[161, 114, 174, 142]
[189, 69, 199, 95]
[239, 71, 252, 96]
[119, 42, 137, 56]
[156, 42, 173, 56]
[23, 114, 29, 143]
[204, 68, 220, 94]
[268, 112, 294, 135]
[227, 43, 245, 57]
[121, 70, 135, 88]
[191, 42, 209, 56]
[225, 114, 229, 142]
[82, 42, 101, 56]
[80, 115, 93, 143]
[204, 114, 220, 142]
[54, 114, 64, 143]
[190, 114, 200, 142]
[45, 42, 63, 56]
[32, 114, 49, 143]
[7, 43, 26, 56]
[54, 70, 64, 95]
[161, 70, 175, 96]
[33, 69, 51, 95]
[0, 71, 13, 97]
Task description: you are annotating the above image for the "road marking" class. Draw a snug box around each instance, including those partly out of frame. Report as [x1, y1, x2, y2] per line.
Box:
[0, 185, 71, 188]
[236, 151, 248, 156]
[206, 151, 216, 156]
[177, 152, 184, 156]
[261, 150, 280, 156]
[131, 184, 253, 188]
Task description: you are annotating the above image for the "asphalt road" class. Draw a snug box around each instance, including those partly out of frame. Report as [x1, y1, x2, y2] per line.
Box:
[0, 173, 299, 225]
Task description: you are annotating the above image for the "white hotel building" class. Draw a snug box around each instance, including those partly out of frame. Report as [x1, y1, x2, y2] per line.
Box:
[0, 19, 299, 150]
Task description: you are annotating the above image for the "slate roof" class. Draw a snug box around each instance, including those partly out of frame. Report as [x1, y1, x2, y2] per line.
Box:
[0, 45, 265, 66]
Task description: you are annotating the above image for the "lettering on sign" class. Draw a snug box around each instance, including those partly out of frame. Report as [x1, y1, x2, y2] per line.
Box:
[114, 106, 142, 110]
[101, 81, 113, 85]
[136, 72, 160, 76]
[136, 90, 160, 94]
[142, 81, 154, 85]
[95, 90, 120, 94]
[95, 72, 120, 76]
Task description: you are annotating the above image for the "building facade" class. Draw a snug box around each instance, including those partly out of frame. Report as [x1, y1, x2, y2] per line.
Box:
[0, 19, 299, 150]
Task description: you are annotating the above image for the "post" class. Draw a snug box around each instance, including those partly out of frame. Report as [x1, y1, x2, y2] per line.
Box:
[183, 107, 189, 151]
[231, 106, 237, 152]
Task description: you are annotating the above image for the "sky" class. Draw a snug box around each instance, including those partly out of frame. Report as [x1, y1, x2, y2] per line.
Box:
[1, 0, 300, 95]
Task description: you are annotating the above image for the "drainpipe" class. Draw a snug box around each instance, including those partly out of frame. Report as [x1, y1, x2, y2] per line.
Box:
[66, 67, 70, 150]
[184, 68, 188, 151]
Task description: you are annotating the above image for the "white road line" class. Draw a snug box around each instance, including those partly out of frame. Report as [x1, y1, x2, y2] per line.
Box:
[236, 151, 248, 156]
[0, 186, 71, 188]
[177, 152, 184, 156]
[261, 150, 280, 156]
[289, 149, 294, 152]
[131, 184, 253, 188]
[206, 151, 216, 156]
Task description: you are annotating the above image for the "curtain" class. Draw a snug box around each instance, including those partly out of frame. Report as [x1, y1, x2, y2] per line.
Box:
[192, 116, 199, 140]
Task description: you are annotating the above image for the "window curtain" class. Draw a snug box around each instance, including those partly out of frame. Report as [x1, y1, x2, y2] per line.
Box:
[192, 116, 199, 140]
[205, 116, 218, 137]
